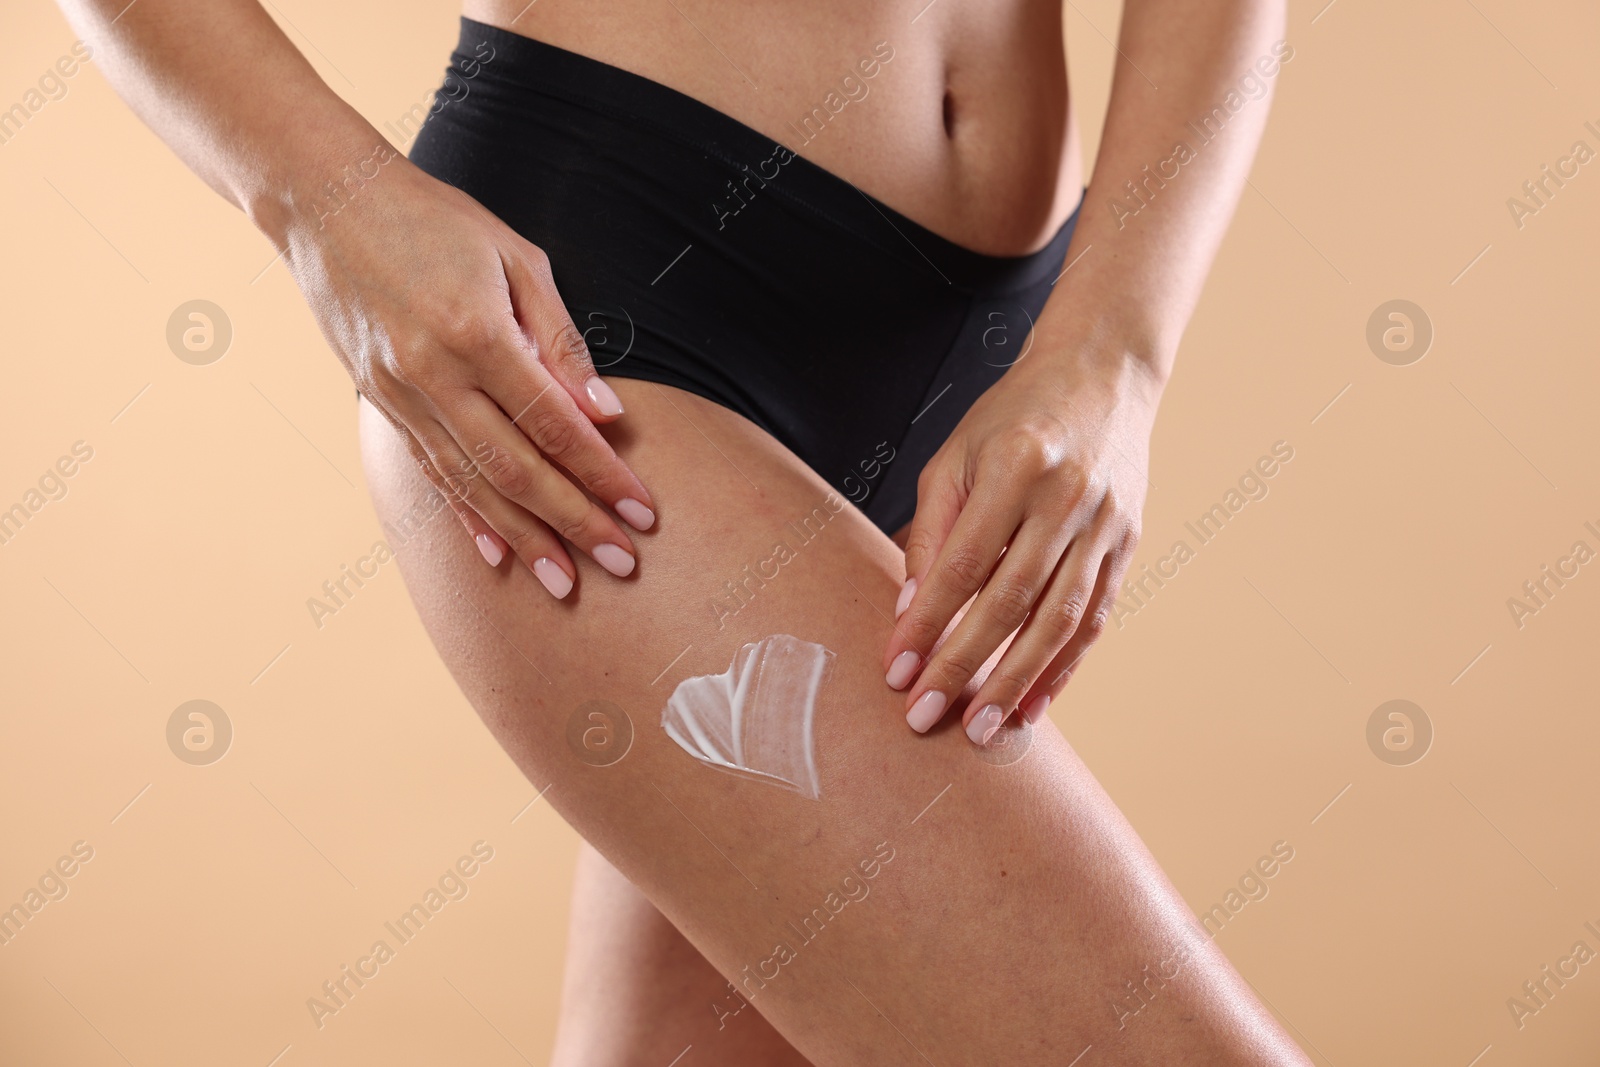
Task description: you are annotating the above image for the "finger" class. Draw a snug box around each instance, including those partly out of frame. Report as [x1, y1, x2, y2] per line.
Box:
[411, 417, 579, 599]
[1014, 531, 1139, 728]
[484, 357, 656, 531]
[959, 529, 1109, 745]
[390, 420, 511, 569]
[895, 455, 967, 622]
[884, 480, 1020, 694]
[441, 390, 640, 579]
[368, 397, 509, 567]
[900, 516, 1073, 734]
[482, 235, 655, 527]
[500, 238, 628, 423]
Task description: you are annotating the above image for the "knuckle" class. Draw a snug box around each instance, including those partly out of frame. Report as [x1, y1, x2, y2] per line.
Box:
[986, 666, 1034, 703]
[940, 546, 988, 589]
[442, 464, 487, 509]
[1101, 535, 1136, 577]
[384, 345, 440, 393]
[523, 244, 552, 276]
[901, 606, 945, 654]
[1078, 608, 1110, 642]
[524, 406, 582, 459]
[477, 444, 530, 499]
[992, 422, 1065, 476]
[932, 647, 984, 688]
[549, 322, 594, 371]
[902, 614, 934, 655]
[1001, 434, 1052, 474]
[1044, 592, 1087, 639]
[549, 509, 593, 545]
[1051, 471, 1094, 514]
[984, 578, 1036, 631]
[437, 309, 499, 354]
[902, 529, 941, 568]
[501, 521, 546, 560]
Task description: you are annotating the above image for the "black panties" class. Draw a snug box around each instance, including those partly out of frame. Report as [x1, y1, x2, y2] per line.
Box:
[409, 17, 1080, 535]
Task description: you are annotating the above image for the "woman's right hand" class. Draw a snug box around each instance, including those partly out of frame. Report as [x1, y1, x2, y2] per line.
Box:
[274, 148, 654, 599]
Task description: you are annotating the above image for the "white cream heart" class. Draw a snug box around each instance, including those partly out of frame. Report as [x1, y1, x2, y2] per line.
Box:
[661, 634, 834, 799]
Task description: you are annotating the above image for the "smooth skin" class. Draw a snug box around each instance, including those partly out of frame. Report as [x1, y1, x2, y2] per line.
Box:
[360, 378, 1311, 1065]
[551, 842, 813, 1067]
[59, 0, 1297, 1060]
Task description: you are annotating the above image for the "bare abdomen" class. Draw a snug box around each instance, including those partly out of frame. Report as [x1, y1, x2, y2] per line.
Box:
[463, 0, 1080, 255]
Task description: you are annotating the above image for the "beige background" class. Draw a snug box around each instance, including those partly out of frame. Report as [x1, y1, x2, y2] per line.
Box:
[2, 0, 1597, 1063]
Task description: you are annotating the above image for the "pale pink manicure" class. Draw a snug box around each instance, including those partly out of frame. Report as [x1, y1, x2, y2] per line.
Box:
[968, 704, 1006, 746]
[533, 557, 573, 599]
[1022, 693, 1051, 724]
[615, 498, 655, 531]
[593, 542, 636, 578]
[906, 690, 946, 733]
[886, 650, 921, 690]
[585, 376, 625, 417]
[895, 577, 918, 619]
[475, 533, 504, 568]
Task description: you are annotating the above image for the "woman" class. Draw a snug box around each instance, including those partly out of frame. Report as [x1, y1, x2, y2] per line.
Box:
[61, 0, 1311, 1061]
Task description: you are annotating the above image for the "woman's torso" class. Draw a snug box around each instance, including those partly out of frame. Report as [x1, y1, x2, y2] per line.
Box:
[463, 0, 1081, 256]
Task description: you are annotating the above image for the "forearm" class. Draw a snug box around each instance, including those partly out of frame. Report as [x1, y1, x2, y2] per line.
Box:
[1038, 0, 1288, 387]
[56, 0, 389, 243]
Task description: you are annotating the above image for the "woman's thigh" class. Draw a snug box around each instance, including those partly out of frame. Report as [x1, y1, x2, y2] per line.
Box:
[551, 843, 813, 1067]
[358, 379, 1306, 1066]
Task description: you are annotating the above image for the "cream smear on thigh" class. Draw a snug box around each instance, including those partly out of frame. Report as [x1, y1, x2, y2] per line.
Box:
[661, 634, 834, 799]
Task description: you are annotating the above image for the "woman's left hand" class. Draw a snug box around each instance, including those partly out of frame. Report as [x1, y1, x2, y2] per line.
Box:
[884, 332, 1165, 744]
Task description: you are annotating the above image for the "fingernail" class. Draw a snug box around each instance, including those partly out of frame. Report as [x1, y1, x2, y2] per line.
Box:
[615, 498, 655, 531]
[475, 533, 504, 568]
[533, 557, 573, 599]
[906, 690, 946, 733]
[1022, 693, 1051, 724]
[894, 577, 917, 619]
[885, 650, 921, 690]
[967, 704, 1006, 746]
[593, 542, 636, 578]
[585, 376, 625, 417]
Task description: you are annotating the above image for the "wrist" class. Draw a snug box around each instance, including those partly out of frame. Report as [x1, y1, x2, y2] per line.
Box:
[1029, 317, 1172, 410]
[243, 111, 403, 248]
